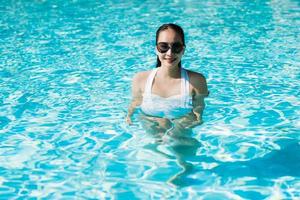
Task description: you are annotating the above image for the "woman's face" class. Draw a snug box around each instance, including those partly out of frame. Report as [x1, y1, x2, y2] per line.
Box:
[156, 28, 185, 68]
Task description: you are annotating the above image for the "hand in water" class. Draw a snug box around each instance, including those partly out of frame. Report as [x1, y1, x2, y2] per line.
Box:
[192, 110, 201, 122]
[125, 115, 132, 125]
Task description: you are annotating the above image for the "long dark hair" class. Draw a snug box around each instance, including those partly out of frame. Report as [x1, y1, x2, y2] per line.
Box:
[155, 23, 185, 68]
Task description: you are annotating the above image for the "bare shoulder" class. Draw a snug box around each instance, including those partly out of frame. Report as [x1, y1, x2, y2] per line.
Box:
[186, 70, 208, 95]
[132, 70, 151, 83]
[187, 70, 207, 83]
[132, 70, 152, 93]
[133, 70, 152, 82]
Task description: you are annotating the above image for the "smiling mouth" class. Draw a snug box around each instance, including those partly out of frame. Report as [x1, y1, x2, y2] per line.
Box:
[165, 58, 176, 62]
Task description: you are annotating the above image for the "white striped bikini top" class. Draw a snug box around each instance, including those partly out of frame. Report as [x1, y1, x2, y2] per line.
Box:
[140, 67, 193, 119]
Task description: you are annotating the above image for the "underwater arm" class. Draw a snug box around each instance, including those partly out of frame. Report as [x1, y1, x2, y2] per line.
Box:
[191, 93, 207, 125]
[173, 73, 209, 129]
[191, 72, 209, 122]
[126, 74, 142, 124]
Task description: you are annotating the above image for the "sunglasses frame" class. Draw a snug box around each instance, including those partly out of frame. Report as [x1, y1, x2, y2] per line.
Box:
[156, 42, 185, 54]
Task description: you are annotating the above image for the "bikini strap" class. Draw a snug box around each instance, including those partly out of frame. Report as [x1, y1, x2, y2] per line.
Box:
[181, 68, 190, 96]
[144, 68, 158, 96]
[181, 68, 190, 106]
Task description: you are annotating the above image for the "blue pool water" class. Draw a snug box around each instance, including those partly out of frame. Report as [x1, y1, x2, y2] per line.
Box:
[1, 0, 300, 199]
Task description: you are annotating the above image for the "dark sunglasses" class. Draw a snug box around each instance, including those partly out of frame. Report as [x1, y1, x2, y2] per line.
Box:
[157, 42, 184, 54]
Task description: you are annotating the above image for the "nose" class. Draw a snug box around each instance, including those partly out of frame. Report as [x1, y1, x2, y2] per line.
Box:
[166, 47, 173, 55]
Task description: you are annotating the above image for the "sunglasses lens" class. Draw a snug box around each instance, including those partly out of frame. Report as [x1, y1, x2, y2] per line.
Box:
[157, 43, 169, 53]
[172, 43, 183, 53]
[157, 42, 183, 53]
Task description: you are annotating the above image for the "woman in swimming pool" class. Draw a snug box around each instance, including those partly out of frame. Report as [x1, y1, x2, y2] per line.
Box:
[126, 23, 209, 140]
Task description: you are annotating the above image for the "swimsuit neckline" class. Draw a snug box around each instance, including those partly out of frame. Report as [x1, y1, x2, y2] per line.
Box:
[146, 93, 192, 99]
[145, 68, 189, 98]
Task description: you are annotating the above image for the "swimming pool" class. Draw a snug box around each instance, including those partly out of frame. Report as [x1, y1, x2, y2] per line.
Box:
[0, 0, 299, 199]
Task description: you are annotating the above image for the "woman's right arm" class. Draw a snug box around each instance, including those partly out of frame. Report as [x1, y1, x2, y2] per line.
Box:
[126, 73, 143, 124]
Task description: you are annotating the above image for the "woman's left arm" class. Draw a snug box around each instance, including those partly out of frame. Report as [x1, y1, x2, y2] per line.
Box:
[172, 72, 208, 130]
[191, 72, 209, 122]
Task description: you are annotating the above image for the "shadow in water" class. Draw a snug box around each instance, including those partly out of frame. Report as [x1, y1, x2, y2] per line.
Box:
[212, 139, 300, 179]
[171, 138, 300, 187]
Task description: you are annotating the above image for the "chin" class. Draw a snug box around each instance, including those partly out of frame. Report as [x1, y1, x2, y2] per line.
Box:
[164, 61, 180, 68]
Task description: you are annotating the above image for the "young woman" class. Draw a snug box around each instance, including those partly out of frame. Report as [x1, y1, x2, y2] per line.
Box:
[126, 23, 209, 138]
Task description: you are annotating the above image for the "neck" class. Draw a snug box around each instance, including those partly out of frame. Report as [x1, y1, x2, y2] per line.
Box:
[158, 64, 181, 79]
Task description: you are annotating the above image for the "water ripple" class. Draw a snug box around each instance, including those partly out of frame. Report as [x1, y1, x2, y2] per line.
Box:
[0, 0, 299, 199]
